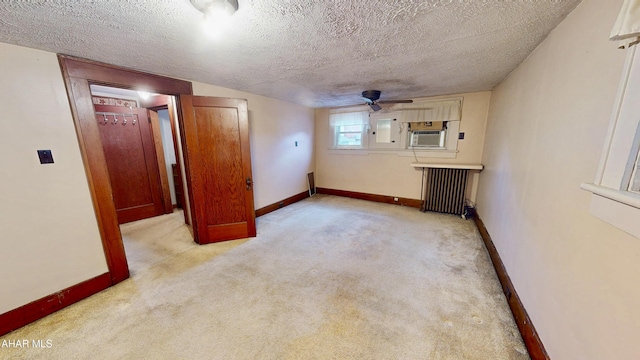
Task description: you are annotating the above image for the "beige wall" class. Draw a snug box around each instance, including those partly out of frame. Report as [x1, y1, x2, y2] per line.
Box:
[476, 0, 640, 359]
[0, 43, 108, 314]
[192, 83, 315, 210]
[315, 92, 490, 200]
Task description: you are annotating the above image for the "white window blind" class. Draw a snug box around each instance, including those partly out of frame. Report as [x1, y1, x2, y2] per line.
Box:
[329, 111, 369, 127]
[402, 100, 461, 123]
[329, 111, 369, 148]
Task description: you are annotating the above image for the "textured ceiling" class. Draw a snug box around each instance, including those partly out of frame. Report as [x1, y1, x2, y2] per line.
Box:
[0, 0, 581, 108]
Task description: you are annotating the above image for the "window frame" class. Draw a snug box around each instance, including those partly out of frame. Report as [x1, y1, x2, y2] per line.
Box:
[334, 123, 367, 149]
[328, 109, 370, 150]
[368, 113, 402, 150]
[581, 45, 640, 238]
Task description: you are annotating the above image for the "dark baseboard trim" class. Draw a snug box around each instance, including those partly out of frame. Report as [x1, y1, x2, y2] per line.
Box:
[474, 214, 550, 360]
[0, 272, 112, 336]
[255, 191, 310, 217]
[316, 187, 422, 208]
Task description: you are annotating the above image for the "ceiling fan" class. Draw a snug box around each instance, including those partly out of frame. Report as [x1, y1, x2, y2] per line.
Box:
[361, 90, 413, 112]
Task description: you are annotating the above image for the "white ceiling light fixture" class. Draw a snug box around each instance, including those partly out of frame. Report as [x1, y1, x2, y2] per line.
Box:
[190, 0, 239, 36]
[137, 91, 151, 100]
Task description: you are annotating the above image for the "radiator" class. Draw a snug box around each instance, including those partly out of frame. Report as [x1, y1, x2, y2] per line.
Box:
[422, 168, 469, 215]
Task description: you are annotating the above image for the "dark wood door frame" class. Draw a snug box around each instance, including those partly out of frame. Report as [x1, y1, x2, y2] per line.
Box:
[58, 55, 193, 284]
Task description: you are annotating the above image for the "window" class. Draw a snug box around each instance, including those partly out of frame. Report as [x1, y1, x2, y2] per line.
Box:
[329, 111, 369, 149]
[336, 124, 364, 146]
[403, 101, 461, 152]
[407, 121, 447, 148]
[581, 46, 640, 238]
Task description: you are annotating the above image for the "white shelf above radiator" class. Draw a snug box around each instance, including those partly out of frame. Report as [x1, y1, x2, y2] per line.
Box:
[410, 163, 484, 170]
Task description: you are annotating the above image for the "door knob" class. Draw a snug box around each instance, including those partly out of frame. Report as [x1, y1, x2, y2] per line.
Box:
[246, 177, 253, 190]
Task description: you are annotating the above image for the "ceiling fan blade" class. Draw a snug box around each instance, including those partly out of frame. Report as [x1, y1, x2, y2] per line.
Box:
[378, 99, 414, 104]
[369, 103, 382, 112]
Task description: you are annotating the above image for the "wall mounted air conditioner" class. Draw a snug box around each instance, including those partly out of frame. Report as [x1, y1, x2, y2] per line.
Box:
[410, 130, 444, 147]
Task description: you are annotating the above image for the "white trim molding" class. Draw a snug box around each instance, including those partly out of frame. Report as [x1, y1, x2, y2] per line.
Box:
[411, 163, 483, 170]
[328, 149, 458, 158]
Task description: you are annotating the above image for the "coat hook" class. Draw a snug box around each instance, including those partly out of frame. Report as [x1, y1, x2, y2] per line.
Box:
[103, 113, 108, 124]
[123, 115, 127, 125]
[113, 114, 118, 125]
[126, 106, 134, 125]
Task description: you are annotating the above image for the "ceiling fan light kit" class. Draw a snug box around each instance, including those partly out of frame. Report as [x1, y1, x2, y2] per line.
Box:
[191, 0, 238, 22]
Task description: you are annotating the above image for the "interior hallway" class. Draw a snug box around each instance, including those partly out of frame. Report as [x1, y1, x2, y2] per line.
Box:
[0, 195, 527, 359]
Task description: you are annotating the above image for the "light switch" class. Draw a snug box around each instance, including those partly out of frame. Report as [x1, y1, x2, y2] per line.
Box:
[37, 150, 54, 164]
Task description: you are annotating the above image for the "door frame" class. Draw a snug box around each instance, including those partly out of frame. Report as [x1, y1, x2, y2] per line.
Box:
[147, 107, 176, 215]
[142, 95, 188, 220]
[58, 55, 193, 284]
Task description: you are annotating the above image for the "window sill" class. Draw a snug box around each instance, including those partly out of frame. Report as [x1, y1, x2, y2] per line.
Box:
[580, 183, 640, 239]
[328, 148, 458, 158]
[580, 183, 640, 209]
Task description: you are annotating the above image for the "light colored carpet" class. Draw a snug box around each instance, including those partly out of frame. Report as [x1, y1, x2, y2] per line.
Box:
[0, 195, 528, 359]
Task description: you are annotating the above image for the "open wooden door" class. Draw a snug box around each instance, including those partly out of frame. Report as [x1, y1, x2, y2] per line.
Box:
[179, 96, 256, 244]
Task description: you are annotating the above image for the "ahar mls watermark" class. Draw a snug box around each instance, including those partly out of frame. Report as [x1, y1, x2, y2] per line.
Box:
[1, 339, 53, 348]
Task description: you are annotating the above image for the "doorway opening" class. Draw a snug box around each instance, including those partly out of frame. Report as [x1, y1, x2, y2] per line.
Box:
[59, 55, 256, 286]
[89, 84, 192, 274]
[59, 55, 195, 284]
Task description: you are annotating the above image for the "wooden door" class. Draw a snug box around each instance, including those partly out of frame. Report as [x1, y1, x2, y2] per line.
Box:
[95, 105, 165, 224]
[179, 96, 256, 244]
[148, 109, 174, 214]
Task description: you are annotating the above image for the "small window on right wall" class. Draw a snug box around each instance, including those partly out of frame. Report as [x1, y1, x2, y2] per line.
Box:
[581, 45, 640, 238]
